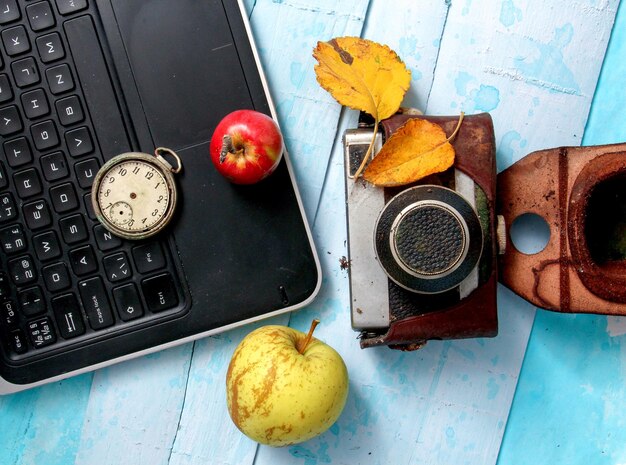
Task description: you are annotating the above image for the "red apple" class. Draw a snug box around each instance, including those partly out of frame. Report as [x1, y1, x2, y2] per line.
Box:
[210, 109, 284, 184]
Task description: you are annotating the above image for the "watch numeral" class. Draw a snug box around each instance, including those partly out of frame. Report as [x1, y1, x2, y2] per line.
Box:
[103, 189, 111, 197]
[132, 166, 140, 175]
[157, 195, 164, 203]
[118, 168, 128, 176]
[108, 176, 115, 183]
[145, 171, 154, 180]
[151, 209, 159, 216]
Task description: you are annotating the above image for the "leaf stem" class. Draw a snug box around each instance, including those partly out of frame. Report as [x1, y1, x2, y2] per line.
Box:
[297, 319, 320, 354]
[353, 117, 379, 181]
[446, 112, 465, 143]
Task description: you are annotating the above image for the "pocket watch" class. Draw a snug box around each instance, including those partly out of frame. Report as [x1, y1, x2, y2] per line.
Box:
[92, 147, 183, 240]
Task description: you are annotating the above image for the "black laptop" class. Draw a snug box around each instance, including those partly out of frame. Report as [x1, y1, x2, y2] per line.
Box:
[0, 0, 321, 394]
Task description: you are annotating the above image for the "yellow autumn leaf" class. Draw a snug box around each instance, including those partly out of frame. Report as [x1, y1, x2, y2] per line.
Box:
[363, 118, 456, 187]
[313, 37, 411, 121]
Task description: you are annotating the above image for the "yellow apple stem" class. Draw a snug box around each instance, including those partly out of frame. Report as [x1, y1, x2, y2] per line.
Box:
[297, 319, 320, 354]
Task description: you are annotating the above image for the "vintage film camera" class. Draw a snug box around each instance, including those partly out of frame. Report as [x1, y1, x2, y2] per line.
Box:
[345, 111, 626, 350]
[344, 112, 501, 350]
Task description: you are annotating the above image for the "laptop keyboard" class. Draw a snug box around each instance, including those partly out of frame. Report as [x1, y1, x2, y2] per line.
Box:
[0, 1, 184, 361]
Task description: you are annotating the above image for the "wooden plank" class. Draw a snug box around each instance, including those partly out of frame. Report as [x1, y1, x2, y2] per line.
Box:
[498, 1, 626, 462]
[73, 345, 194, 465]
[0, 375, 92, 465]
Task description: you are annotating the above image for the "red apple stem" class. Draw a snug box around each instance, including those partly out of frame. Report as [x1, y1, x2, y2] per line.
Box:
[220, 134, 239, 163]
[297, 319, 320, 354]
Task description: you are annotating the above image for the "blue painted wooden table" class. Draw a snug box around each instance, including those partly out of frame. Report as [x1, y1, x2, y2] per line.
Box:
[2, 1, 625, 464]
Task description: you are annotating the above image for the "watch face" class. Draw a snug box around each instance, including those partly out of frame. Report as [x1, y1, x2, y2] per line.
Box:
[94, 156, 175, 238]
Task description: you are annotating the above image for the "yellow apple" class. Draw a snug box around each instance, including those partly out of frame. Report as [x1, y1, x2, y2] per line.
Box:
[226, 319, 349, 446]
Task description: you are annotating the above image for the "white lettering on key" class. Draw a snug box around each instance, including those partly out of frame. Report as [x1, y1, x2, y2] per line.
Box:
[41, 131, 49, 140]
[3, 5, 10, 14]
[46, 42, 54, 54]
[56, 74, 64, 85]
[3, 117, 10, 125]
[158, 292, 166, 305]
[60, 193, 68, 203]
[11, 37, 19, 46]
[66, 107, 74, 116]
[31, 100, 39, 109]
[52, 273, 60, 283]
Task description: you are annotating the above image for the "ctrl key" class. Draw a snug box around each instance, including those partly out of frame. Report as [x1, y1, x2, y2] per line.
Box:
[27, 317, 56, 348]
[142, 273, 179, 313]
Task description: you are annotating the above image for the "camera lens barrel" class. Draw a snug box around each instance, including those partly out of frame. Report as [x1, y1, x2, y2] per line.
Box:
[374, 185, 483, 294]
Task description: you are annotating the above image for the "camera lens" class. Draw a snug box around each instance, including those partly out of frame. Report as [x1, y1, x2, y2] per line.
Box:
[392, 203, 466, 276]
[374, 185, 483, 294]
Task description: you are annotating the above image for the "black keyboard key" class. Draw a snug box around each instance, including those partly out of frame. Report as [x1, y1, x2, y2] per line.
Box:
[33, 230, 61, 260]
[31, 119, 59, 150]
[21, 88, 50, 119]
[69, 244, 97, 275]
[132, 242, 166, 274]
[0, 105, 22, 135]
[23, 199, 52, 230]
[0, 162, 6, 189]
[142, 273, 178, 313]
[2, 25, 29, 56]
[27, 317, 56, 348]
[65, 126, 93, 157]
[41, 151, 68, 181]
[18, 286, 46, 317]
[52, 293, 85, 338]
[83, 192, 96, 219]
[42, 262, 70, 291]
[56, 0, 87, 15]
[50, 182, 78, 212]
[113, 283, 143, 321]
[103, 251, 131, 282]
[11, 57, 40, 87]
[56, 95, 83, 126]
[78, 277, 114, 330]
[0, 193, 17, 222]
[75, 157, 98, 188]
[8, 255, 37, 285]
[0, 0, 19, 25]
[45, 63, 73, 94]
[36, 32, 65, 63]
[0, 273, 9, 299]
[0, 74, 13, 103]
[65, 16, 130, 155]
[8, 329, 27, 354]
[14, 168, 42, 198]
[27, 1, 55, 31]
[3, 137, 32, 168]
[1, 300, 17, 326]
[0, 223, 26, 254]
[59, 214, 87, 244]
[94, 224, 122, 251]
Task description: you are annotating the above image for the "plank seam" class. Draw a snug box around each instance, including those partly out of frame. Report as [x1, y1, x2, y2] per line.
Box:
[424, 0, 452, 112]
[166, 342, 196, 465]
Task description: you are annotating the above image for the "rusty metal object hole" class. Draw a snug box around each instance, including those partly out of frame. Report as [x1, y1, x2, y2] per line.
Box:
[509, 212, 550, 255]
[569, 152, 626, 303]
[585, 173, 626, 266]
